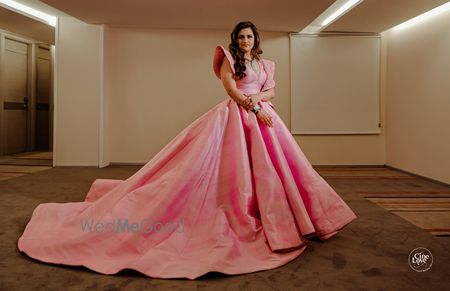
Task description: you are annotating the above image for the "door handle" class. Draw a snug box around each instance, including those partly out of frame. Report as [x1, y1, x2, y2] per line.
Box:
[23, 97, 29, 109]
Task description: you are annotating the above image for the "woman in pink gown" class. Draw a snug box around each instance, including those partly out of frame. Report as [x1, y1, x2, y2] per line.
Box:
[18, 21, 357, 280]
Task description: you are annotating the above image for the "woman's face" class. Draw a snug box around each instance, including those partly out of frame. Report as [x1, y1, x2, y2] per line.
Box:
[237, 27, 254, 54]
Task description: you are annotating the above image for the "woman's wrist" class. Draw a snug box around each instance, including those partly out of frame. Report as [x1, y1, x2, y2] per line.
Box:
[251, 104, 261, 114]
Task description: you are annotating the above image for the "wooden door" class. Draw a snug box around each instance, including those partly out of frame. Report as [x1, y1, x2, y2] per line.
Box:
[1, 38, 29, 154]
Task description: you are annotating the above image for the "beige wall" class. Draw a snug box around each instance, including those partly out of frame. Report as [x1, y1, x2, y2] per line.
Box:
[54, 17, 101, 166]
[103, 28, 292, 163]
[54, 16, 449, 183]
[103, 27, 386, 165]
[104, 27, 227, 163]
[384, 9, 450, 183]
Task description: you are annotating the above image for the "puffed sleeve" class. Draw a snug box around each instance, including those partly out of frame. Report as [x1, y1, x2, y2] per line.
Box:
[261, 59, 276, 91]
[213, 45, 235, 79]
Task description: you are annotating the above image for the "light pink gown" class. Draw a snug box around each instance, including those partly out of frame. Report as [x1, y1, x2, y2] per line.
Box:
[18, 46, 357, 279]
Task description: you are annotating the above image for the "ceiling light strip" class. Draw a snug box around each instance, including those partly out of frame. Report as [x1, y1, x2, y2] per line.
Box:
[393, 1, 450, 30]
[0, 0, 57, 27]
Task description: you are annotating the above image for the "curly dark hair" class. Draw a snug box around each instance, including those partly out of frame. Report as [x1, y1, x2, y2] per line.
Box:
[228, 21, 263, 80]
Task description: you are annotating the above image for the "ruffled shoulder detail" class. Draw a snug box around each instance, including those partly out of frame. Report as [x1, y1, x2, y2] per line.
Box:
[213, 45, 236, 79]
[261, 59, 276, 91]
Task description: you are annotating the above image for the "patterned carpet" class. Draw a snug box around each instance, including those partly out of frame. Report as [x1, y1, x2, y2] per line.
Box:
[316, 166, 450, 237]
[366, 198, 450, 236]
[0, 151, 53, 181]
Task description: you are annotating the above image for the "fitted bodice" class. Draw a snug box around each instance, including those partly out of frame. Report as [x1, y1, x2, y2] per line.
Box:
[235, 61, 268, 95]
[213, 45, 276, 108]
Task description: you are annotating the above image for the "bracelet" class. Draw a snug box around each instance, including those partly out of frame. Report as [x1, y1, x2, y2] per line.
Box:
[251, 104, 261, 115]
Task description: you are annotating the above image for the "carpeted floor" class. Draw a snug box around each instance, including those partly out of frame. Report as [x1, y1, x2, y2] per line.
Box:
[0, 151, 53, 181]
[1, 165, 449, 290]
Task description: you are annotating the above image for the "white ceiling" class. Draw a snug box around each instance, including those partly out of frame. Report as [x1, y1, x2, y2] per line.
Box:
[324, 0, 449, 33]
[1, 0, 449, 45]
[40, 0, 335, 32]
[38, 0, 449, 32]
[0, 5, 55, 43]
